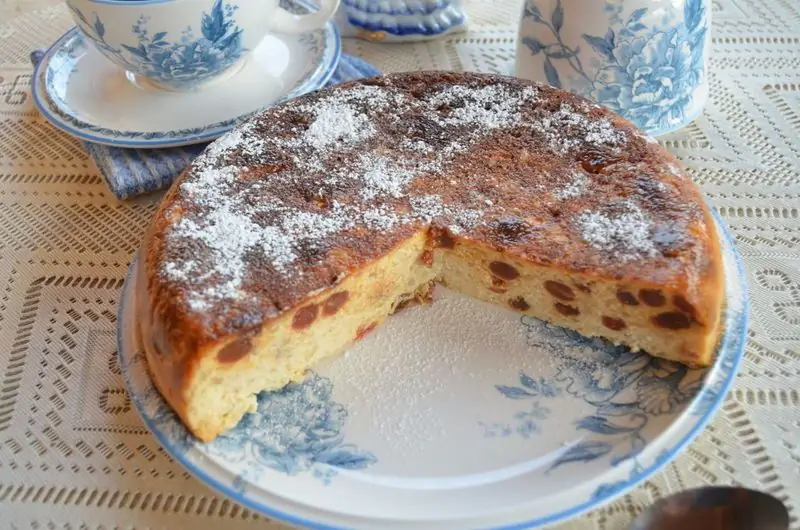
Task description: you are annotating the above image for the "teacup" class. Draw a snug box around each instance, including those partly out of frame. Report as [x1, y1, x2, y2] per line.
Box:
[66, 0, 340, 91]
[515, 0, 711, 136]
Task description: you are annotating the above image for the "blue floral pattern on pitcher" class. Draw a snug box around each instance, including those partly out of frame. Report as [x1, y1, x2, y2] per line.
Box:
[68, 0, 244, 89]
[520, 0, 708, 133]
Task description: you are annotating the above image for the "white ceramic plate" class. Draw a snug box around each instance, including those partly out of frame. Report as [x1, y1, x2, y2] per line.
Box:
[31, 0, 340, 148]
[117, 208, 747, 529]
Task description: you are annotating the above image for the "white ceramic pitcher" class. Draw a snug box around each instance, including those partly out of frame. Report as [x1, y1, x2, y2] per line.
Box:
[515, 0, 711, 135]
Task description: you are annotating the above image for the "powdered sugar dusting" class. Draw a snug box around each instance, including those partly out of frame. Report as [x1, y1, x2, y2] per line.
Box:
[358, 156, 417, 200]
[411, 195, 484, 234]
[402, 139, 434, 153]
[180, 165, 238, 203]
[575, 201, 657, 261]
[194, 129, 268, 169]
[281, 202, 357, 249]
[205, 129, 244, 157]
[169, 203, 274, 300]
[537, 104, 627, 155]
[556, 171, 589, 200]
[304, 100, 375, 151]
[429, 85, 539, 130]
[162, 260, 198, 282]
[160, 77, 643, 313]
[410, 194, 447, 223]
[362, 205, 401, 231]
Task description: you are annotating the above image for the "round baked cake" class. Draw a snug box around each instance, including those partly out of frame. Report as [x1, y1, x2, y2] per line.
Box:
[137, 72, 724, 442]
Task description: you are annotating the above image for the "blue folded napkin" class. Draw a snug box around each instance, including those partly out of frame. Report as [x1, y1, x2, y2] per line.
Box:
[30, 50, 380, 199]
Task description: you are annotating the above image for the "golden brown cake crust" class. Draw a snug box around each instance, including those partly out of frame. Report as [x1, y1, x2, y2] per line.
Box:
[141, 71, 723, 399]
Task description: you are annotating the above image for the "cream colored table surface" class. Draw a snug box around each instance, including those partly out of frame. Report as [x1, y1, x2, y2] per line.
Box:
[0, 0, 799, 528]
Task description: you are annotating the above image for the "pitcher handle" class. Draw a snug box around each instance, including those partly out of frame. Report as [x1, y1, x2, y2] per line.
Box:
[266, 0, 341, 33]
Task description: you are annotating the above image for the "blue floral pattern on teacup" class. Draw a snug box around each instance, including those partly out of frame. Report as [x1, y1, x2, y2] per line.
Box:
[68, 0, 245, 90]
[519, 0, 708, 134]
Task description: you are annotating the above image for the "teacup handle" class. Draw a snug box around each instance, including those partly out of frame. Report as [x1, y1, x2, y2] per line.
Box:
[267, 0, 341, 33]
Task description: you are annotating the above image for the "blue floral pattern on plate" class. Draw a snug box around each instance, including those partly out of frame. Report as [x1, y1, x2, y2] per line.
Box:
[487, 318, 705, 471]
[480, 373, 559, 438]
[590, 449, 671, 500]
[520, 0, 708, 133]
[122, 345, 375, 486]
[208, 372, 377, 488]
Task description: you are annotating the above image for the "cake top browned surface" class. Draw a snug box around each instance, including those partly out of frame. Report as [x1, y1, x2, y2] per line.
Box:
[144, 71, 716, 344]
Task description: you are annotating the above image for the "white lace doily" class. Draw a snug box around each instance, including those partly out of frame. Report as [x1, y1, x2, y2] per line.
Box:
[0, 0, 798, 528]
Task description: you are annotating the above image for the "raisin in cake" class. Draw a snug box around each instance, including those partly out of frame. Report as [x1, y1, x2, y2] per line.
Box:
[137, 72, 725, 442]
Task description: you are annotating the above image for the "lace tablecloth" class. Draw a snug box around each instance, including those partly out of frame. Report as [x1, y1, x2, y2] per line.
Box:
[0, 0, 798, 528]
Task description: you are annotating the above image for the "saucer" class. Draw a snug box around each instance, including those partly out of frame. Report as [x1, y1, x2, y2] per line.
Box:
[32, 4, 340, 148]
